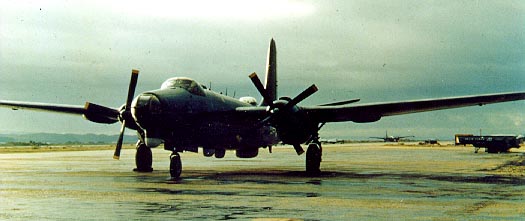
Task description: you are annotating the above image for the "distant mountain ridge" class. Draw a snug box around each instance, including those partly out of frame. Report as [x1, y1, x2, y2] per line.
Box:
[0, 133, 136, 144]
[0, 133, 458, 145]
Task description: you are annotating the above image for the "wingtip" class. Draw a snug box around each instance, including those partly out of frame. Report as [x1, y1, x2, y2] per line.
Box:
[113, 155, 120, 160]
[132, 69, 140, 74]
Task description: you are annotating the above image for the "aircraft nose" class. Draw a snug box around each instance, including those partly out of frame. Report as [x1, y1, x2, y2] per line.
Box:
[131, 94, 161, 129]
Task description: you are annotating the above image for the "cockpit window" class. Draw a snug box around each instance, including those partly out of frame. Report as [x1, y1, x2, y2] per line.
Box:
[161, 77, 205, 96]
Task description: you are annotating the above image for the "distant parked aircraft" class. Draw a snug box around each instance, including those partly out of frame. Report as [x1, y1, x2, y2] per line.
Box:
[370, 131, 414, 142]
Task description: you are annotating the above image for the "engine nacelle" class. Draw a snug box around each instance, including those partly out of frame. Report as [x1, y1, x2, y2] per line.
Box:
[132, 93, 162, 130]
[145, 137, 163, 148]
[270, 99, 317, 145]
[144, 130, 163, 148]
[277, 126, 314, 145]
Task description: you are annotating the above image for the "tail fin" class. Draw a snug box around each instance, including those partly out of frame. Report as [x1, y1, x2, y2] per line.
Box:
[261, 38, 277, 106]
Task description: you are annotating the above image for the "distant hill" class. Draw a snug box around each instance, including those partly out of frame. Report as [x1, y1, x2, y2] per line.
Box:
[0, 133, 136, 144]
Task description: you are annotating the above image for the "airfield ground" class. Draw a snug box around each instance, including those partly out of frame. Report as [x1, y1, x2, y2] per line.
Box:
[1, 143, 524, 220]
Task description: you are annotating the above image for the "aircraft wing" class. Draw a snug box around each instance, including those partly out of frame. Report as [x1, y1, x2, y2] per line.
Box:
[0, 100, 119, 124]
[302, 91, 525, 123]
[0, 100, 85, 114]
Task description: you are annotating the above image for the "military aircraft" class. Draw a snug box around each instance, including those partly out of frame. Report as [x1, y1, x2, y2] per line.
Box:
[370, 131, 414, 142]
[1, 39, 525, 179]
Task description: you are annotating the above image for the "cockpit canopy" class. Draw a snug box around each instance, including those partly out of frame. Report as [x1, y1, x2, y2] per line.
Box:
[160, 77, 205, 96]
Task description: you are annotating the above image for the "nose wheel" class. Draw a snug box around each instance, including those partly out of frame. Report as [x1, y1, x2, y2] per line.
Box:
[170, 152, 182, 179]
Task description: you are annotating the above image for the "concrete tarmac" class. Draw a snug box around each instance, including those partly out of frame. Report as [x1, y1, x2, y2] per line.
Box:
[1, 143, 524, 220]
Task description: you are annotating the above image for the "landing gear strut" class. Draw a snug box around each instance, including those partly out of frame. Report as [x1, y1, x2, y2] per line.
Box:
[306, 133, 322, 175]
[170, 152, 182, 179]
[134, 141, 153, 172]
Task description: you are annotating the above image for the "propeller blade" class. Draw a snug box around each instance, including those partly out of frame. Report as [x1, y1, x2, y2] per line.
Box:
[125, 69, 139, 109]
[293, 143, 305, 155]
[113, 69, 139, 159]
[285, 84, 318, 109]
[83, 102, 119, 124]
[113, 120, 126, 160]
[249, 72, 274, 108]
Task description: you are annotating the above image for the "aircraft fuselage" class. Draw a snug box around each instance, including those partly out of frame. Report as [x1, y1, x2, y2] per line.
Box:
[130, 77, 279, 152]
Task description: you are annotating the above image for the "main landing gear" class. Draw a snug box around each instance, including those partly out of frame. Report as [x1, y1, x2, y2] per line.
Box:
[134, 138, 182, 179]
[306, 142, 322, 175]
[170, 152, 182, 179]
[134, 141, 153, 172]
[304, 123, 325, 175]
[305, 133, 322, 176]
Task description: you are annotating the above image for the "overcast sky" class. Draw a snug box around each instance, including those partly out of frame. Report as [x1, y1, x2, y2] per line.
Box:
[0, 0, 524, 140]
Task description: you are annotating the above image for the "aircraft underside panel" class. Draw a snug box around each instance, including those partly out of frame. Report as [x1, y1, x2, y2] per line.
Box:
[160, 121, 279, 151]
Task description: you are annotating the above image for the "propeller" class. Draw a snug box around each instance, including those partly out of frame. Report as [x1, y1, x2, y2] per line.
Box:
[293, 144, 305, 155]
[249, 72, 275, 109]
[249, 72, 318, 155]
[78, 70, 140, 159]
[255, 84, 318, 127]
[112, 69, 139, 159]
[283, 84, 318, 109]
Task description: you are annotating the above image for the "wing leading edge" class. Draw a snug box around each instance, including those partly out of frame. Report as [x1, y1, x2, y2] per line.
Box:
[0, 100, 85, 114]
[303, 91, 525, 123]
[0, 100, 119, 124]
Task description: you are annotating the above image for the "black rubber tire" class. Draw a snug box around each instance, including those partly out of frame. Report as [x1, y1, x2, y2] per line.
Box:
[170, 153, 182, 179]
[135, 143, 153, 172]
[215, 149, 226, 158]
[306, 143, 322, 175]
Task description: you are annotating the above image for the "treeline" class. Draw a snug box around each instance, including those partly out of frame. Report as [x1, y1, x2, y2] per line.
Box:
[0, 140, 111, 146]
[2, 141, 48, 146]
[0, 133, 136, 145]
